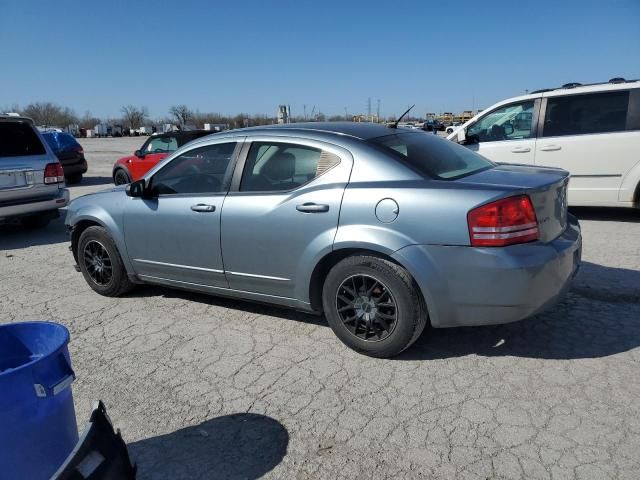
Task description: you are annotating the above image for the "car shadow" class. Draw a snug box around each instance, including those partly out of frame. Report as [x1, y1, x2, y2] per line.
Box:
[0, 215, 68, 251]
[570, 206, 640, 223]
[74, 176, 113, 187]
[127, 285, 327, 327]
[399, 261, 640, 361]
[128, 261, 639, 361]
[127, 413, 288, 480]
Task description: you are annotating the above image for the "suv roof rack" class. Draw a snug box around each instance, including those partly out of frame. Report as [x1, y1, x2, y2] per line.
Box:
[529, 78, 639, 95]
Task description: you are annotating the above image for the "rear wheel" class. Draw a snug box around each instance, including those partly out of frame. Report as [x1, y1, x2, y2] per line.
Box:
[113, 169, 131, 185]
[77, 226, 134, 296]
[322, 255, 427, 358]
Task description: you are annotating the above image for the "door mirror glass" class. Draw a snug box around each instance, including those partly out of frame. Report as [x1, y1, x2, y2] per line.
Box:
[126, 179, 147, 197]
[503, 122, 514, 136]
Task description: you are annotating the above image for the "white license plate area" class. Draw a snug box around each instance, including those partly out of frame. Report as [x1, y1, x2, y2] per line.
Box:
[0, 171, 27, 189]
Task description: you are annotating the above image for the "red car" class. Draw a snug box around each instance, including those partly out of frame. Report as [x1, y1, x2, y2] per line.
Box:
[112, 130, 212, 184]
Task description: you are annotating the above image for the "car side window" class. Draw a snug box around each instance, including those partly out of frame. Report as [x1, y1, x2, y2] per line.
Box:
[150, 142, 237, 196]
[145, 136, 178, 153]
[543, 91, 629, 137]
[240, 142, 339, 192]
[468, 101, 535, 143]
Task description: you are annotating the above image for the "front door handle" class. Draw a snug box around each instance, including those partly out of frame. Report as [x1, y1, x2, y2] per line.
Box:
[511, 147, 531, 153]
[296, 203, 329, 213]
[190, 204, 216, 213]
[539, 145, 562, 152]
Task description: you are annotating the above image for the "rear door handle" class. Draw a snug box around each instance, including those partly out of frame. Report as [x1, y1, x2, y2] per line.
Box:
[539, 145, 562, 152]
[296, 203, 329, 213]
[190, 204, 216, 213]
[511, 147, 531, 153]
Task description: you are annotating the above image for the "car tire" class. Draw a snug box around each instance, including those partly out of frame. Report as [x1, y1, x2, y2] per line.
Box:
[322, 255, 428, 358]
[21, 213, 51, 229]
[113, 169, 131, 185]
[66, 173, 83, 184]
[77, 226, 134, 297]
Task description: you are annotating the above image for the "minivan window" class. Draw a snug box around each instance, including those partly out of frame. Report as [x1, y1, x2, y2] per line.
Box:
[543, 91, 629, 137]
[467, 101, 536, 142]
[0, 122, 46, 158]
[370, 132, 494, 180]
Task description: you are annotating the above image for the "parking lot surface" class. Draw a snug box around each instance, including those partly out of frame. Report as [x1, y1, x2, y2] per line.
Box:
[1, 137, 639, 480]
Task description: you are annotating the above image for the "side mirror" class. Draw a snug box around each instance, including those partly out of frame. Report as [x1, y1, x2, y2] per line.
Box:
[465, 134, 480, 145]
[456, 128, 466, 144]
[134, 150, 145, 158]
[503, 122, 514, 136]
[126, 179, 146, 198]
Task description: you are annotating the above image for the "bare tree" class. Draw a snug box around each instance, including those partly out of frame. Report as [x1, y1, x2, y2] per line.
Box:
[79, 110, 101, 129]
[21, 102, 77, 127]
[120, 105, 148, 129]
[169, 105, 193, 126]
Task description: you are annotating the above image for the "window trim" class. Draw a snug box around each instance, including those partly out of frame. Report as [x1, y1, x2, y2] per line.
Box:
[467, 98, 542, 143]
[539, 90, 633, 139]
[229, 139, 342, 195]
[147, 141, 242, 197]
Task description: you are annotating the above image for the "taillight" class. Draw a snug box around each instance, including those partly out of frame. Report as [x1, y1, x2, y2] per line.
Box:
[467, 195, 539, 247]
[72, 145, 84, 153]
[44, 162, 65, 184]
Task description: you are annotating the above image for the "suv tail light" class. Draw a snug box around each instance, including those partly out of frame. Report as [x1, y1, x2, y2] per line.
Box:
[44, 162, 65, 184]
[468, 195, 539, 247]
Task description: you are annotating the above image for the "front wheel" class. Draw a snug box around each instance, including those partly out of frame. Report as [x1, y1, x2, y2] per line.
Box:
[113, 169, 131, 185]
[322, 255, 427, 358]
[77, 226, 134, 296]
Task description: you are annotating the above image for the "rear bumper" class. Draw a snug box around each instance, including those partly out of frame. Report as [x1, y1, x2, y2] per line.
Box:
[62, 160, 88, 176]
[393, 215, 582, 328]
[0, 188, 69, 220]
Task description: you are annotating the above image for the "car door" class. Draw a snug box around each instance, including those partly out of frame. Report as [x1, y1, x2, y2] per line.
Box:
[221, 137, 352, 300]
[123, 140, 242, 287]
[128, 135, 178, 180]
[536, 90, 634, 205]
[465, 99, 540, 164]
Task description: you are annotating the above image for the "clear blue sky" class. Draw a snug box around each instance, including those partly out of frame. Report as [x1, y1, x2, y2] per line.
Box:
[1, 0, 639, 120]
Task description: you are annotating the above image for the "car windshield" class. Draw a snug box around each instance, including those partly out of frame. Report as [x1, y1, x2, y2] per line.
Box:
[369, 132, 494, 180]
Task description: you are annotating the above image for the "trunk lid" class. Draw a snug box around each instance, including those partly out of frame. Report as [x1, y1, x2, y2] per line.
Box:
[457, 164, 569, 243]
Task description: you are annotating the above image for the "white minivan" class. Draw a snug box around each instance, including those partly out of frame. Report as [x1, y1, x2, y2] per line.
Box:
[448, 79, 640, 208]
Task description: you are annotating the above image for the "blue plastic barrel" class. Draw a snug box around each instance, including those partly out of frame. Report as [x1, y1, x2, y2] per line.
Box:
[0, 322, 79, 480]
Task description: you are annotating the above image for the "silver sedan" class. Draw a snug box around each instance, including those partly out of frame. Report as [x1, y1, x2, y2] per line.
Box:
[65, 122, 581, 358]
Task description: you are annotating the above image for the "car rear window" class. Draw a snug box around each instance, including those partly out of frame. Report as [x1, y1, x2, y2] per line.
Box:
[369, 132, 494, 180]
[42, 132, 81, 152]
[0, 122, 47, 158]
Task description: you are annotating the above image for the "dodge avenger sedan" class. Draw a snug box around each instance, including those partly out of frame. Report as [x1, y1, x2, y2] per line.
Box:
[66, 122, 581, 358]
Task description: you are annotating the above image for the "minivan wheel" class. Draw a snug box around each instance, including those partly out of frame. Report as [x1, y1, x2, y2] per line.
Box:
[77, 226, 134, 297]
[322, 255, 427, 358]
[113, 169, 131, 185]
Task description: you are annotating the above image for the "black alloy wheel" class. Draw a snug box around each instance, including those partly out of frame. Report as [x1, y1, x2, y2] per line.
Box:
[83, 240, 113, 286]
[336, 274, 398, 342]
